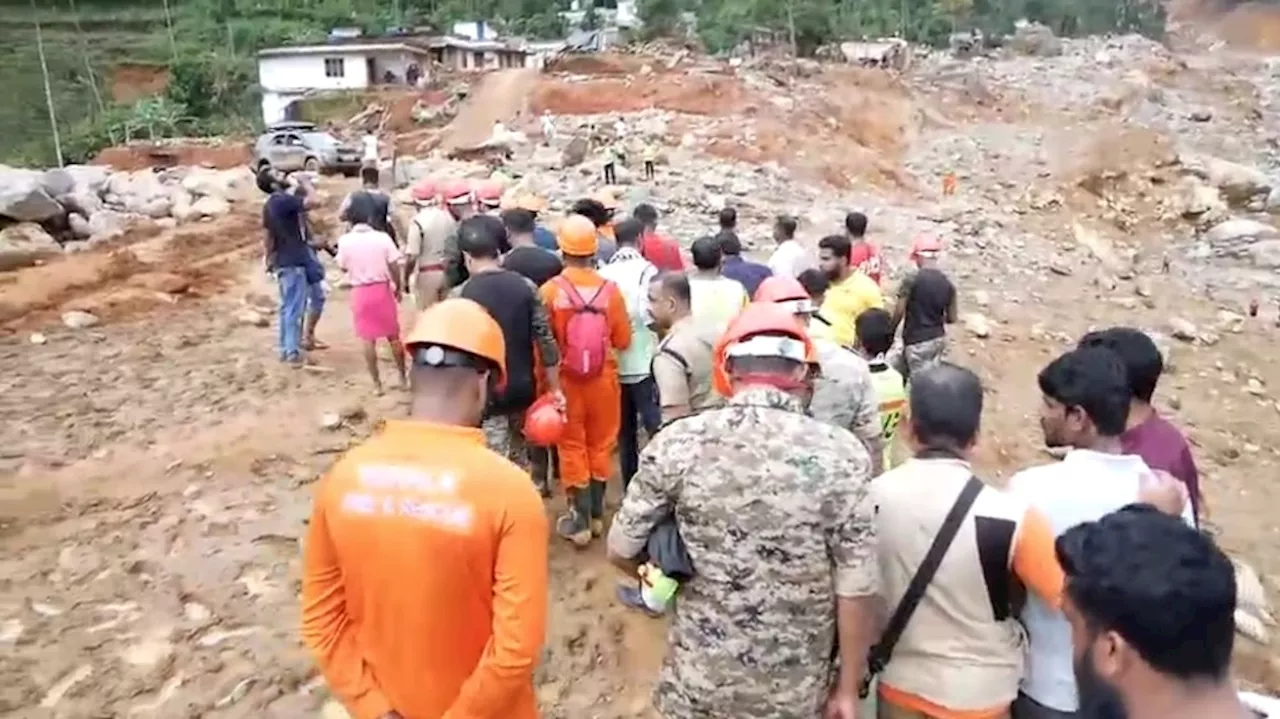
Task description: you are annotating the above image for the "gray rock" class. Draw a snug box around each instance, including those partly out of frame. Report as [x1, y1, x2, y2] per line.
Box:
[40, 168, 75, 198]
[963, 312, 992, 338]
[67, 212, 91, 239]
[561, 136, 588, 168]
[0, 169, 63, 222]
[1169, 317, 1198, 342]
[87, 209, 126, 242]
[191, 195, 231, 219]
[0, 222, 61, 271]
[1204, 218, 1279, 247]
[57, 191, 103, 218]
[63, 165, 110, 195]
[61, 310, 99, 329]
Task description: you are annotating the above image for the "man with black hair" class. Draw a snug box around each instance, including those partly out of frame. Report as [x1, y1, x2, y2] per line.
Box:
[767, 214, 814, 278]
[797, 268, 829, 308]
[844, 211, 883, 285]
[718, 232, 772, 297]
[1007, 348, 1195, 719]
[599, 218, 660, 490]
[648, 271, 721, 424]
[855, 308, 906, 469]
[871, 362, 1065, 719]
[570, 197, 618, 265]
[260, 167, 321, 365]
[1078, 327, 1202, 523]
[715, 206, 738, 244]
[1056, 504, 1253, 719]
[688, 236, 748, 333]
[502, 208, 563, 287]
[339, 165, 397, 245]
[634, 203, 684, 271]
[818, 234, 884, 347]
[449, 217, 563, 486]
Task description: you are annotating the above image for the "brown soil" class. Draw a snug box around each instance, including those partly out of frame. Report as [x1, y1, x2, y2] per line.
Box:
[92, 142, 253, 172]
[533, 73, 751, 116]
[107, 63, 172, 104]
[438, 68, 540, 152]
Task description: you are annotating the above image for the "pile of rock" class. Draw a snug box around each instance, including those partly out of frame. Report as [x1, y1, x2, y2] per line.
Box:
[0, 163, 258, 271]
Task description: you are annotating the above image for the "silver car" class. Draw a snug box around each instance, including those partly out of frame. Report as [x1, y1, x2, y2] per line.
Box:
[252, 122, 362, 176]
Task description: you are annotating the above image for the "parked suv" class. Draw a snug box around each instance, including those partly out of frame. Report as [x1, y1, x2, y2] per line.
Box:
[252, 121, 362, 176]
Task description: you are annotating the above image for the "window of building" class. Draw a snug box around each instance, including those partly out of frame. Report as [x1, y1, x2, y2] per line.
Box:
[324, 57, 345, 78]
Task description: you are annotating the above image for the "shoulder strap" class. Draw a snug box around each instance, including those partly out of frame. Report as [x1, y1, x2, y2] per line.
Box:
[657, 346, 691, 377]
[585, 279, 614, 309]
[554, 276, 586, 310]
[860, 475, 984, 697]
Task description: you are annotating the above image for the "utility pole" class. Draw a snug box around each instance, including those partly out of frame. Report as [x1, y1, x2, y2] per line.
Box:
[33, 0, 64, 167]
[162, 0, 179, 64]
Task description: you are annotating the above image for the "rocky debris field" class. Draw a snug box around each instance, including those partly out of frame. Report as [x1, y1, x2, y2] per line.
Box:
[5, 25, 1280, 717]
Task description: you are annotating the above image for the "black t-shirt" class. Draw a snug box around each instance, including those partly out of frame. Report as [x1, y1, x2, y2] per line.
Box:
[262, 192, 309, 268]
[900, 267, 955, 346]
[342, 190, 395, 240]
[460, 270, 538, 414]
[503, 246, 564, 288]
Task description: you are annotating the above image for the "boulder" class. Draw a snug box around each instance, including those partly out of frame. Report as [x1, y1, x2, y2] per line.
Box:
[61, 310, 99, 329]
[63, 165, 110, 195]
[1009, 20, 1062, 57]
[0, 168, 63, 222]
[561, 136, 589, 168]
[1204, 218, 1279, 246]
[87, 209, 126, 242]
[1177, 177, 1227, 223]
[191, 195, 231, 219]
[68, 212, 92, 239]
[1184, 156, 1271, 206]
[40, 168, 76, 198]
[137, 196, 173, 219]
[0, 222, 62, 271]
[181, 168, 233, 200]
[57, 191, 103, 218]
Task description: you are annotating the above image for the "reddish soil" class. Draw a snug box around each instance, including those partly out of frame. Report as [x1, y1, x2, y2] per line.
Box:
[532, 73, 751, 116]
[107, 63, 172, 104]
[92, 142, 253, 172]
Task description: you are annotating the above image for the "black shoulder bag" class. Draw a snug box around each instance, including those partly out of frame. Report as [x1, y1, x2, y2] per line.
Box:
[859, 475, 984, 698]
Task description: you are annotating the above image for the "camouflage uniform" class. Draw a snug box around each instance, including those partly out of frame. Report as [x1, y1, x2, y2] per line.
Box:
[450, 271, 560, 469]
[808, 337, 884, 472]
[607, 386, 878, 719]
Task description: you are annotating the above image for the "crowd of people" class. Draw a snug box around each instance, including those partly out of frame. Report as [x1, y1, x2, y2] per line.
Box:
[267, 168, 1263, 719]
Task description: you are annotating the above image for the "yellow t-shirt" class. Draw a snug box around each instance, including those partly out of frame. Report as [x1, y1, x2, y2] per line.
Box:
[820, 273, 885, 347]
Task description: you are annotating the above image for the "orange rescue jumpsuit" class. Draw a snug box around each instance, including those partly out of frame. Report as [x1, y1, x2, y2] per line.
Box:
[539, 266, 631, 489]
[301, 420, 549, 719]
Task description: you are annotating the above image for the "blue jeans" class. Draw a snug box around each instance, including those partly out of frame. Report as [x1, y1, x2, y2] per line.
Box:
[619, 377, 661, 490]
[277, 266, 308, 360]
[304, 248, 326, 317]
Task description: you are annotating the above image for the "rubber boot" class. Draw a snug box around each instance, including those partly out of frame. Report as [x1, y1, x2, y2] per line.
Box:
[556, 487, 593, 548]
[588, 479, 607, 537]
[530, 448, 551, 497]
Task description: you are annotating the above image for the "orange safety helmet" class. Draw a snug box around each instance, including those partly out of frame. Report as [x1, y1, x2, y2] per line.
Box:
[558, 214, 599, 258]
[523, 393, 567, 447]
[441, 179, 474, 206]
[909, 234, 943, 264]
[404, 298, 507, 387]
[753, 276, 819, 316]
[711, 302, 816, 397]
[474, 178, 504, 208]
[411, 178, 439, 204]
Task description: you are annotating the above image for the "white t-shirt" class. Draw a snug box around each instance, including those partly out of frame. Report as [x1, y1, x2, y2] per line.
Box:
[1006, 449, 1196, 712]
[768, 239, 815, 278]
[362, 135, 378, 161]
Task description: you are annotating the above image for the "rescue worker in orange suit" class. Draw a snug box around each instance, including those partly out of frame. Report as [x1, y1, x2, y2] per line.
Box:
[301, 298, 548, 719]
[539, 214, 632, 547]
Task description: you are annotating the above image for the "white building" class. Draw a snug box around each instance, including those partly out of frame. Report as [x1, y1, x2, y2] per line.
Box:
[257, 40, 433, 125]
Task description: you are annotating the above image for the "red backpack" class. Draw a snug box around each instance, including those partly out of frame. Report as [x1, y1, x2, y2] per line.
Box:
[554, 277, 615, 380]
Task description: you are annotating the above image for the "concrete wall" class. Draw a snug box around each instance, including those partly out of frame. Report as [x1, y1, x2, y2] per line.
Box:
[257, 48, 430, 124]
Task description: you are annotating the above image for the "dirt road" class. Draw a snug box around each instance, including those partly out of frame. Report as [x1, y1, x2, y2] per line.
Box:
[437, 67, 539, 154]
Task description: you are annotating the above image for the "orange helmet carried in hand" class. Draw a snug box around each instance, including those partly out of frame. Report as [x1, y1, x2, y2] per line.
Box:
[411, 178, 439, 204]
[523, 393, 567, 446]
[558, 214, 599, 258]
[712, 302, 816, 397]
[753, 276, 819, 316]
[404, 298, 507, 387]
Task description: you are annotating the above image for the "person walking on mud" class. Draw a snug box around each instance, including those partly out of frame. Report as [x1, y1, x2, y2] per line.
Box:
[335, 204, 407, 395]
[302, 299, 548, 719]
[259, 167, 320, 366]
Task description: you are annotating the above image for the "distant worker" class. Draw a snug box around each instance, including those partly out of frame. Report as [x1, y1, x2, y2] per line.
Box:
[339, 165, 397, 245]
[301, 298, 548, 719]
[602, 141, 622, 185]
[361, 131, 379, 167]
[335, 202, 407, 395]
[713, 206, 739, 248]
[647, 271, 722, 424]
[818, 233, 884, 348]
[767, 214, 816, 279]
[633, 203, 684, 271]
[718, 232, 772, 298]
[844, 211, 884, 285]
[891, 234, 955, 380]
[541, 110, 556, 143]
[539, 215, 631, 546]
[687, 236, 748, 333]
[607, 302, 879, 719]
[642, 140, 658, 181]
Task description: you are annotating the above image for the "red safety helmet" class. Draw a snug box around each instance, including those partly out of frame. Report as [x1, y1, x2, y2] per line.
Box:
[474, 179, 504, 208]
[411, 178, 439, 203]
[523, 393, 567, 447]
[441, 179, 473, 206]
[753, 276, 819, 316]
[909, 234, 943, 264]
[711, 302, 816, 397]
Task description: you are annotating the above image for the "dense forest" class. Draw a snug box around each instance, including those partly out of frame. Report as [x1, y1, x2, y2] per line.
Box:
[3, 0, 1165, 167]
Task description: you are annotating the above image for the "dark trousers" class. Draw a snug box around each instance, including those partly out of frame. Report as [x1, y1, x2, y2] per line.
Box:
[1012, 693, 1075, 719]
[619, 377, 661, 490]
[644, 160, 655, 179]
[604, 162, 617, 184]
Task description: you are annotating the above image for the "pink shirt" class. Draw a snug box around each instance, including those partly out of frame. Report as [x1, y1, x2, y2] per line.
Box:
[336, 225, 401, 286]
